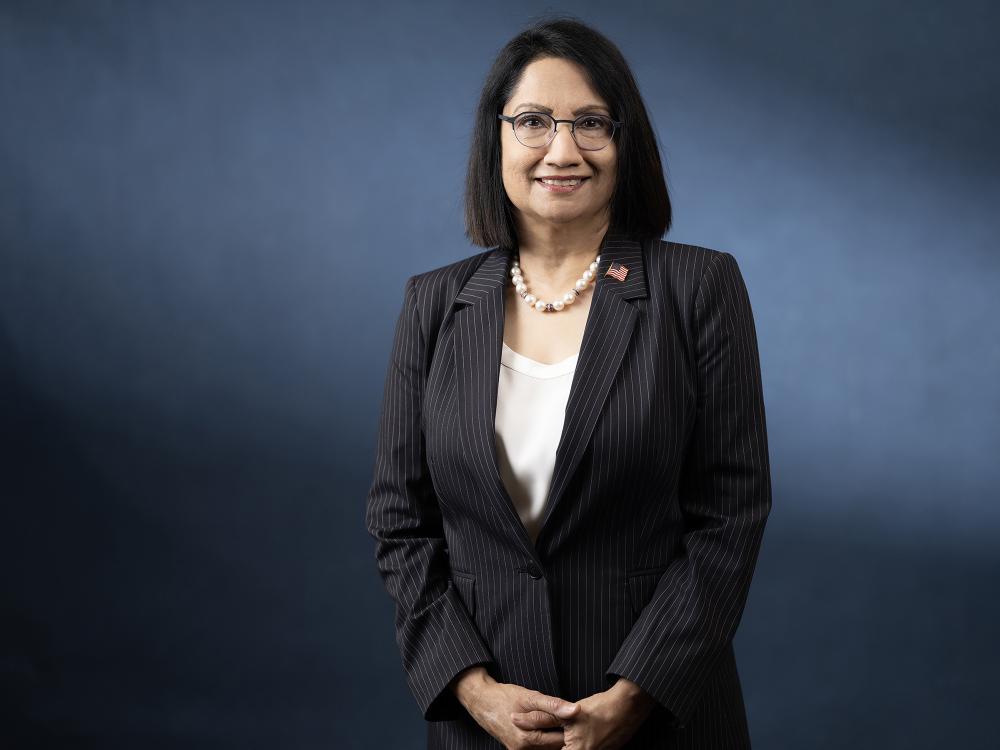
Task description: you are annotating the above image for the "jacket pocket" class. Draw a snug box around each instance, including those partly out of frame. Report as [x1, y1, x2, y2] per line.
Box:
[625, 565, 669, 618]
[450, 569, 476, 620]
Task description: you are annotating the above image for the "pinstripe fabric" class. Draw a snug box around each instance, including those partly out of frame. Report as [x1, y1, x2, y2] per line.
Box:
[365, 230, 772, 749]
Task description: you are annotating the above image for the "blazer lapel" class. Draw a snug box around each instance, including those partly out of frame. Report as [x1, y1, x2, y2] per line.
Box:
[453, 248, 534, 554]
[453, 230, 649, 557]
[536, 232, 647, 546]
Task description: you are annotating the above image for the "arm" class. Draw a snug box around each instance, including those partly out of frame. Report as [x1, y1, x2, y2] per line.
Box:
[365, 275, 496, 721]
[605, 251, 772, 728]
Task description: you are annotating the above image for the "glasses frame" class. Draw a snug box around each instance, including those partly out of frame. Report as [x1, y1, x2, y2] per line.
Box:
[497, 111, 623, 151]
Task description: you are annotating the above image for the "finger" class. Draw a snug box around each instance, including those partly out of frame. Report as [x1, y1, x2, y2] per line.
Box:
[516, 727, 565, 749]
[519, 692, 580, 719]
[510, 709, 564, 729]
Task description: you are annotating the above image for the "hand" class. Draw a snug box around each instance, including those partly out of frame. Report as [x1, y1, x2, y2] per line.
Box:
[511, 677, 657, 750]
[451, 666, 581, 750]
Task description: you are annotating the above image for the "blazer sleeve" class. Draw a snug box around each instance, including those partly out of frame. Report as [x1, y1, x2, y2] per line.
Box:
[365, 274, 496, 722]
[605, 251, 772, 729]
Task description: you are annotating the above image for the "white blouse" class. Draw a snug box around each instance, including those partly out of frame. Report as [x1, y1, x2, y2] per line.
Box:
[494, 341, 579, 544]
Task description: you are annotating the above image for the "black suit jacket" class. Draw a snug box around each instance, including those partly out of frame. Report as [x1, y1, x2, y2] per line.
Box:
[365, 231, 772, 749]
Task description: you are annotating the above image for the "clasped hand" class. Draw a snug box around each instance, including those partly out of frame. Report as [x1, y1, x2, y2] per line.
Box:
[457, 668, 657, 750]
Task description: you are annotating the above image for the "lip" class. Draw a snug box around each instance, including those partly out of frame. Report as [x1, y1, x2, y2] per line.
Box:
[535, 176, 590, 193]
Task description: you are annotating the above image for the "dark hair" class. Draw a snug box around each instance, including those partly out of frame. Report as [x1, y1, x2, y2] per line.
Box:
[464, 15, 671, 250]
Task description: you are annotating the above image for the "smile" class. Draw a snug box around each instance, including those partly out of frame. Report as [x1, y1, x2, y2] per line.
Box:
[536, 177, 589, 193]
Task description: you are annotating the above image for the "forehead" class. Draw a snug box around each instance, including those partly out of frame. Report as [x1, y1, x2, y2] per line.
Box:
[507, 57, 608, 113]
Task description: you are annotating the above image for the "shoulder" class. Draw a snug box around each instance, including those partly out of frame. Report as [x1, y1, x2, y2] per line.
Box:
[646, 238, 728, 281]
[645, 238, 745, 305]
[407, 247, 494, 303]
[400, 245, 496, 343]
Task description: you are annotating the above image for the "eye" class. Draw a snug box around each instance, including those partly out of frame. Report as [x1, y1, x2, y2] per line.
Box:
[517, 115, 547, 129]
[578, 116, 607, 130]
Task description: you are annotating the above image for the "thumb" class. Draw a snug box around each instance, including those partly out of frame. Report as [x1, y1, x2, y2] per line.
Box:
[555, 701, 579, 717]
[526, 692, 580, 718]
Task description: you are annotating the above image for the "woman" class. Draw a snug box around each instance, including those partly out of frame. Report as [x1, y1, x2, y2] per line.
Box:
[366, 17, 772, 750]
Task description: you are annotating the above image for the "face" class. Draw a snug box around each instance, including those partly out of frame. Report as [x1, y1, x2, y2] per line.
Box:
[499, 56, 617, 231]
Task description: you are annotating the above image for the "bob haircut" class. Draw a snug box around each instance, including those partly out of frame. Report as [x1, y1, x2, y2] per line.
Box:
[464, 16, 672, 251]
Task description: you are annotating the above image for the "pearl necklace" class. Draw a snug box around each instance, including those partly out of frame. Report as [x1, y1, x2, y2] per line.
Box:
[510, 252, 601, 312]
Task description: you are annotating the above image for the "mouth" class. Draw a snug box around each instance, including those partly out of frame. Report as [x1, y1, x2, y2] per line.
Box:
[535, 177, 590, 193]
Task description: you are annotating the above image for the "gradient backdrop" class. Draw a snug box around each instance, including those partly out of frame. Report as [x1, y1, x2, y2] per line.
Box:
[2, 1, 998, 748]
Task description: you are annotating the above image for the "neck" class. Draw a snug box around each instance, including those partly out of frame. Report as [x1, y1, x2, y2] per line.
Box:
[514, 216, 610, 291]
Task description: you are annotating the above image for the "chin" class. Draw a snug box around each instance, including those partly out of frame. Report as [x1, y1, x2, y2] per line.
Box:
[538, 206, 592, 222]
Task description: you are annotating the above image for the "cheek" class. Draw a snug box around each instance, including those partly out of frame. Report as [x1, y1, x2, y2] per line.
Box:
[504, 160, 535, 188]
[501, 149, 530, 182]
[599, 157, 617, 189]
[601, 151, 617, 175]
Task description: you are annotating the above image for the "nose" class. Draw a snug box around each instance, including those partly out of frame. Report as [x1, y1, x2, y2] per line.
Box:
[545, 121, 582, 163]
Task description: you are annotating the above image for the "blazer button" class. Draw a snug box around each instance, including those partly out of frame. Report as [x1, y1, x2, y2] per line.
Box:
[526, 564, 543, 579]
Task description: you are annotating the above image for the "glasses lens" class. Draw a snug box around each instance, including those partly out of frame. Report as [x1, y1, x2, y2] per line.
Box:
[574, 115, 614, 150]
[513, 113, 554, 147]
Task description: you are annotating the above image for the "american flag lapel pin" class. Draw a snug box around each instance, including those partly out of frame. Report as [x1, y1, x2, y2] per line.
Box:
[605, 261, 629, 282]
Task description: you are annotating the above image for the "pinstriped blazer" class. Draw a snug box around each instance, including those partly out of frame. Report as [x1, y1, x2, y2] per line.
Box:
[365, 230, 772, 749]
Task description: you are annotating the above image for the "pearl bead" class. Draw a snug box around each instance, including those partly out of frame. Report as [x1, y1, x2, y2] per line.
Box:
[590, 261, 598, 272]
[534, 300, 547, 312]
[563, 292, 576, 304]
[575, 279, 586, 291]
[582, 269, 593, 282]
[515, 282, 526, 294]
[552, 300, 565, 311]
[524, 294, 537, 305]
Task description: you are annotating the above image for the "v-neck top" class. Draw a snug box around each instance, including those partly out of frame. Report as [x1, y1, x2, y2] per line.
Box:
[495, 342, 579, 544]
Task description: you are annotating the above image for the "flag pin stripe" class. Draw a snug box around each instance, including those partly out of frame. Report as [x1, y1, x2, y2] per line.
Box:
[605, 262, 629, 282]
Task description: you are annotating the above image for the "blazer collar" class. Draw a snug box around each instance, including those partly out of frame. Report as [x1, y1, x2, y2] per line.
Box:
[451, 229, 648, 560]
[455, 228, 647, 306]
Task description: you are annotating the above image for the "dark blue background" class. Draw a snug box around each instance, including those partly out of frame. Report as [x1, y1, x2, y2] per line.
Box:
[2, 1, 998, 747]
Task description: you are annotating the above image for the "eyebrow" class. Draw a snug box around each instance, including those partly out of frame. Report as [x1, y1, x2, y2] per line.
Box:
[512, 102, 610, 115]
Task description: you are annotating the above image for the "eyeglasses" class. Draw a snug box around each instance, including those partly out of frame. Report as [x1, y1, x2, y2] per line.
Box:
[497, 111, 622, 151]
